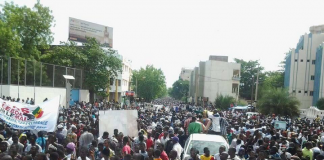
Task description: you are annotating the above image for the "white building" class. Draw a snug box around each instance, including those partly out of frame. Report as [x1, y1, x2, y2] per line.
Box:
[179, 68, 193, 81]
[189, 56, 240, 104]
[285, 25, 324, 109]
[108, 52, 132, 102]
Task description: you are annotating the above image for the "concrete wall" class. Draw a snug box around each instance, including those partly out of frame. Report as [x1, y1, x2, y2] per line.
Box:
[203, 61, 240, 103]
[0, 85, 89, 106]
[286, 32, 324, 109]
[188, 59, 240, 104]
[179, 68, 193, 81]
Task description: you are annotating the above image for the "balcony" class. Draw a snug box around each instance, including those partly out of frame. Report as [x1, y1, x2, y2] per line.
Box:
[232, 75, 240, 81]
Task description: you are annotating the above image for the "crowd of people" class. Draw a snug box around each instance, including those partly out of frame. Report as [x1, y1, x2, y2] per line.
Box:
[0, 97, 323, 160]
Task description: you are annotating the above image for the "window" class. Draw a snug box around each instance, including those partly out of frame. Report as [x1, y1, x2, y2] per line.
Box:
[304, 91, 308, 94]
[300, 59, 303, 62]
[110, 78, 114, 85]
[295, 59, 298, 62]
[298, 91, 301, 93]
[307, 59, 310, 62]
[118, 80, 121, 86]
[311, 75, 315, 80]
[310, 91, 314, 96]
[312, 60, 316, 64]
[293, 90, 296, 93]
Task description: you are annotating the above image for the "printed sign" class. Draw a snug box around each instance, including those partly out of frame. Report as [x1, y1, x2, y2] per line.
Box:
[274, 121, 287, 130]
[69, 17, 113, 48]
[0, 96, 60, 131]
[99, 110, 138, 138]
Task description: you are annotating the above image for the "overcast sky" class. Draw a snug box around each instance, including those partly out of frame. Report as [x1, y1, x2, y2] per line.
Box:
[5, 0, 324, 87]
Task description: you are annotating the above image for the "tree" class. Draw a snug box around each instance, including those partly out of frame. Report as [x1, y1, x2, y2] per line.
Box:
[41, 38, 122, 101]
[316, 98, 324, 110]
[258, 88, 300, 117]
[132, 65, 167, 102]
[169, 79, 189, 100]
[234, 59, 265, 100]
[214, 95, 235, 110]
[1, 1, 55, 60]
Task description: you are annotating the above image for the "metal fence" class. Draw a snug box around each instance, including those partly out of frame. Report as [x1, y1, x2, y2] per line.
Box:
[0, 56, 84, 89]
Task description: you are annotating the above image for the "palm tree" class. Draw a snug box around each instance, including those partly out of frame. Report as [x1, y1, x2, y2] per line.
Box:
[258, 88, 300, 117]
[215, 95, 235, 110]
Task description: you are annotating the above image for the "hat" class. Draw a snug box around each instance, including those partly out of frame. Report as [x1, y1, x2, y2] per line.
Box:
[172, 136, 179, 142]
[66, 142, 75, 151]
[187, 113, 192, 117]
[57, 124, 63, 129]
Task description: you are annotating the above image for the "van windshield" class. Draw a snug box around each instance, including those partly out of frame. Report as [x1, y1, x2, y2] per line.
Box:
[186, 140, 227, 155]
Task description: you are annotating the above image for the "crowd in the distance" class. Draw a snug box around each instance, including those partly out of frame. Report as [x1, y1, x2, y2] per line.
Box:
[0, 96, 323, 160]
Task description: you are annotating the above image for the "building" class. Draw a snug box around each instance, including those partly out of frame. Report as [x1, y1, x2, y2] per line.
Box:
[189, 55, 240, 104]
[108, 52, 132, 102]
[284, 24, 324, 109]
[179, 68, 193, 81]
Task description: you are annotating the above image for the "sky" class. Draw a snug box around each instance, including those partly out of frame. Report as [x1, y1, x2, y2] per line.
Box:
[3, 0, 324, 87]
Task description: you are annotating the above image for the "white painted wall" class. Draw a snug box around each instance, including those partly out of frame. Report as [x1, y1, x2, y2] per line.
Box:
[0, 85, 89, 106]
[79, 89, 90, 102]
[179, 68, 193, 81]
[288, 32, 324, 109]
[203, 60, 240, 103]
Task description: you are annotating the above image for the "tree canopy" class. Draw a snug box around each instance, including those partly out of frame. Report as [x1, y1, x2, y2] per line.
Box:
[41, 38, 122, 100]
[0, 1, 54, 59]
[132, 65, 167, 101]
[316, 98, 324, 110]
[258, 88, 300, 117]
[234, 59, 265, 100]
[169, 79, 189, 100]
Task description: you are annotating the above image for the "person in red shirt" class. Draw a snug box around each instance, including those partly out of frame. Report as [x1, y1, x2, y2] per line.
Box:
[157, 143, 169, 160]
[122, 137, 131, 156]
[146, 133, 153, 150]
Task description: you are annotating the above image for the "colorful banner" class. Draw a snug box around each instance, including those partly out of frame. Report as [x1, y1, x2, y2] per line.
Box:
[0, 96, 60, 131]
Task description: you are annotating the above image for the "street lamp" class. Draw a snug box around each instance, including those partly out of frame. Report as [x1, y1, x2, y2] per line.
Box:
[63, 75, 75, 108]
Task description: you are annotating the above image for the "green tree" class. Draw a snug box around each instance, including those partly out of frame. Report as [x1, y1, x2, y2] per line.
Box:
[132, 65, 167, 102]
[41, 38, 122, 101]
[1, 1, 54, 60]
[169, 79, 189, 100]
[258, 88, 300, 117]
[234, 59, 265, 100]
[316, 98, 324, 110]
[214, 95, 235, 110]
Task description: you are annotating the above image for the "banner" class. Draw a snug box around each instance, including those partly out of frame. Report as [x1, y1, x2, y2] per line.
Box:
[99, 110, 138, 138]
[0, 96, 60, 131]
[69, 17, 113, 48]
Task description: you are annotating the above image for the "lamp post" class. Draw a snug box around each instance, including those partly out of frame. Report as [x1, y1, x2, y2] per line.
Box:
[63, 75, 75, 109]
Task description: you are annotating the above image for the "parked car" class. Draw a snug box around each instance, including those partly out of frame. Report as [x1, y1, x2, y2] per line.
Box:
[183, 134, 229, 160]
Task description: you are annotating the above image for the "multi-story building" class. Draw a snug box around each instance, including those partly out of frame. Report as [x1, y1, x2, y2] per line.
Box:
[179, 68, 193, 81]
[189, 55, 240, 104]
[108, 52, 132, 102]
[284, 25, 324, 109]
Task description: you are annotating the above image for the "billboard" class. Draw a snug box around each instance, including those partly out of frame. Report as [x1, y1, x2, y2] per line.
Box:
[69, 17, 113, 48]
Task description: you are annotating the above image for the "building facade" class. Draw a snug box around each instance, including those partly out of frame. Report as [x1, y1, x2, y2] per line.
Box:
[108, 52, 132, 102]
[179, 68, 193, 81]
[285, 25, 324, 109]
[189, 56, 240, 104]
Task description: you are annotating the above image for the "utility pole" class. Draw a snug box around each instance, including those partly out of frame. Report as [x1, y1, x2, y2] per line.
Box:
[195, 74, 198, 105]
[255, 68, 260, 107]
[251, 75, 254, 105]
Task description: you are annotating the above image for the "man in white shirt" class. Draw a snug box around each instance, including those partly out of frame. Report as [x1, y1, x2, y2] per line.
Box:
[98, 131, 109, 144]
[172, 137, 183, 160]
[214, 145, 226, 160]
